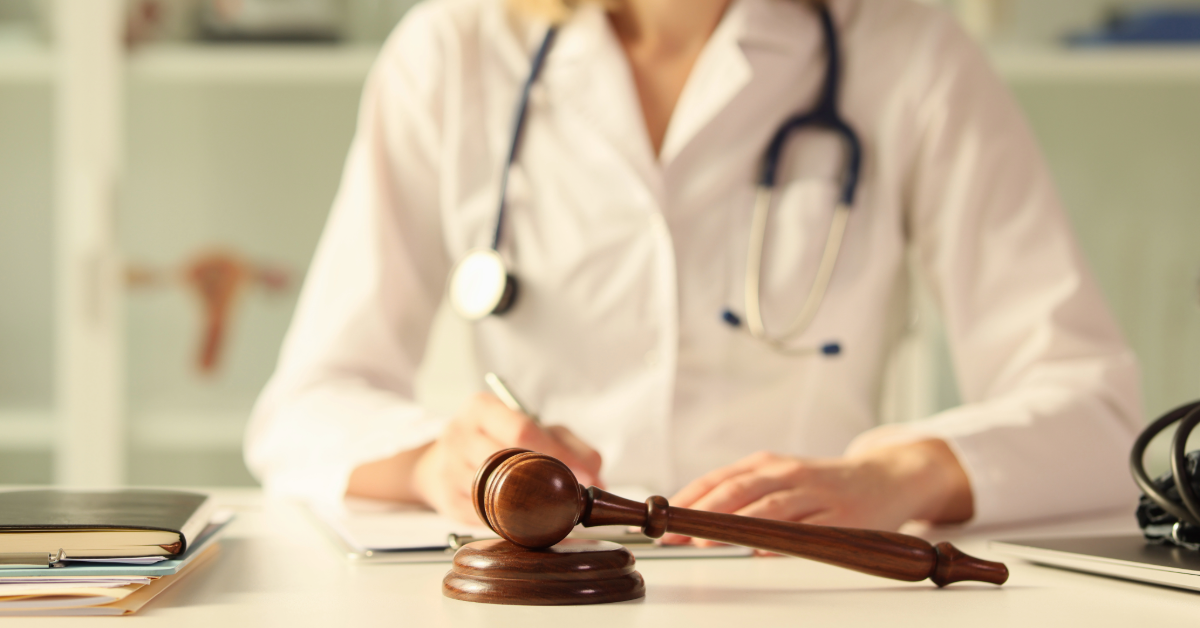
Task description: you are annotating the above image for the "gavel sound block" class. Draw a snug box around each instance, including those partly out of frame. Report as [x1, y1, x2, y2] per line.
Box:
[443, 449, 1009, 606]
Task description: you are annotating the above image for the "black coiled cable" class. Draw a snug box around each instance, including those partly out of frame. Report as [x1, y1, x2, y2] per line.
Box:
[1130, 400, 1200, 548]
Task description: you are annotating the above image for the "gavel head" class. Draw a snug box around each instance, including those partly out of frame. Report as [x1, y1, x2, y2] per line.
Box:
[472, 449, 587, 549]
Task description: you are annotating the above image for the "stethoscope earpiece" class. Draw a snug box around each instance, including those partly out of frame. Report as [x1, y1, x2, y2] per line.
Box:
[449, 248, 519, 321]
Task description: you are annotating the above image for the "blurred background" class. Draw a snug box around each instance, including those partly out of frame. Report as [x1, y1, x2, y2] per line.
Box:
[0, 0, 1198, 488]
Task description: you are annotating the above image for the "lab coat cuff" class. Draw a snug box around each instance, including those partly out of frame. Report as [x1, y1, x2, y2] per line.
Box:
[846, 400, 1138, 529]
[260, 409, 449, 510]
[845, 404, 1027, 529]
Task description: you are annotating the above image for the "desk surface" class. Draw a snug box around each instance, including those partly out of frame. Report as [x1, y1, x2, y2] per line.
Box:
[11, 489, 1197, 626]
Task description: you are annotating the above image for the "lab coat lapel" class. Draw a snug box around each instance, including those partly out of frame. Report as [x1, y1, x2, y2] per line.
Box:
[659, 0, 822, 165]
[540, 0, 824, 186]
[657, 3, 751, 165]
[544, 5, 660, 194]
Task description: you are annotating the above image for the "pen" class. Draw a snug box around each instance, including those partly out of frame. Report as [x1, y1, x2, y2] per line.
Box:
[484, 373, 603, 488]
[0, 549, 65, 569]
[484, 372, 539, 424]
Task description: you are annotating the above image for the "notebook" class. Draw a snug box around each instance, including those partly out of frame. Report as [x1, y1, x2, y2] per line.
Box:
[0, 511, 231, 578]
[990, 535, 1200, 592]
[0, 489, 215, 560]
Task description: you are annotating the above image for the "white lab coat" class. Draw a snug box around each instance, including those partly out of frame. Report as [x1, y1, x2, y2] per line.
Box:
[245, 0, 1143, 527]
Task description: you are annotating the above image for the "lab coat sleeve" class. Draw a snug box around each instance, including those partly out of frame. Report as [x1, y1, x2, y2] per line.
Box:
[244, 5, 455, 506]
[847, 15, 1143, 527]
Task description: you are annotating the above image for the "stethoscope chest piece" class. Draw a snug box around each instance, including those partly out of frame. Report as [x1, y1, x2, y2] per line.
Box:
[449, 248, 519, 321]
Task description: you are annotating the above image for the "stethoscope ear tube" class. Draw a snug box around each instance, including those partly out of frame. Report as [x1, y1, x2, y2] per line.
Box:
[727, 0, 858, 356]
[1130, 400, 1200, 527]
[448, 29, 556, 323]
[742, 192, 850, 350]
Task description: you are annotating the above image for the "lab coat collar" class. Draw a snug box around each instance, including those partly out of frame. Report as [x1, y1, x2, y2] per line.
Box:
[543, 0, 823, 171]
[661, 0, 824, 164]
[544, 4, 662, 194]
[734, 0, 826, 55]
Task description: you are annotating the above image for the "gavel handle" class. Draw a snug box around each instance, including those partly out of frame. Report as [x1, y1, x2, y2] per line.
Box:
[667, 507, 1005, 586]
[584, 489, 1008, 586]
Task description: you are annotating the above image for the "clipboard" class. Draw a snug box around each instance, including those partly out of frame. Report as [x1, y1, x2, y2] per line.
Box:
[309, 497, 753, 563]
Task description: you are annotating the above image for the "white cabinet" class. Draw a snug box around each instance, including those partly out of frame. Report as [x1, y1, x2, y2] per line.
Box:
[0, 1, 386, 486]
[0, 41, 54, 483]
[120, 46, 372, 485]
[1, 2, 1199, 487]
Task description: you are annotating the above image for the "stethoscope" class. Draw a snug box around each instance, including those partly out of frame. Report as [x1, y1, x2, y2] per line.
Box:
[448, 2, 861, 358]
[1131, 400, 1200, 536]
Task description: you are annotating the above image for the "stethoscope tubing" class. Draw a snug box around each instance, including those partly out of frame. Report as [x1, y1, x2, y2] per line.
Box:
[744, 190, 851, 351]
[741, 1, 861, 350]
[758, 1, 861, 206]
[492, 27, 559, 252]
[1171, 407, 1200, 524]
[466, 2, 862, 357]
[1130, 400, 1200, 527]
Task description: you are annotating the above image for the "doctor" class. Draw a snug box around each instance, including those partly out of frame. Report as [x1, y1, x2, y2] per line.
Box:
[245, 0, 1142, 532]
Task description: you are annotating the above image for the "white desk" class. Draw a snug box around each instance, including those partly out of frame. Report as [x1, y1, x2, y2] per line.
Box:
[14, 489, 1197, 626]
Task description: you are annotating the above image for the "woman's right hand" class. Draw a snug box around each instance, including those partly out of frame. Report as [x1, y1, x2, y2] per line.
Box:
[411, 393, 603, 525]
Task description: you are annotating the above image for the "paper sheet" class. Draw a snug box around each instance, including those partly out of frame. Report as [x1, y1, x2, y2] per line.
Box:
[65, 556, 167, 565]
[314, 491, 754, 560]
[0, 581, 146, 594]
[0, 577, 152, 586]
[0, 542, 220, 616]
[0, 583, 142, 610]
[316, 499, 495, 552]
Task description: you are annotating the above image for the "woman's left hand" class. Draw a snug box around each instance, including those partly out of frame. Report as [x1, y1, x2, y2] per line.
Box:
[661, 439, 973, 547]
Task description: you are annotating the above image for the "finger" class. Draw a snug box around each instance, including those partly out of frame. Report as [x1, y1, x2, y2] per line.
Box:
[441, 454, 481, 505]
[660, 533, 693, 545]
[436, 422, 496, 494]
[735, 488, 826, 523]
[475, 404, 600, 486]
[669, 452, 777, 508]
[546, 425, 604, 488]
[800, 509, 902, 532]
[686, 471, 793, 516]
[797, 510, 855, 529]
[425, 459, 479, 524]
[459, 423, 510, 471]
[445, 489, 483, 526]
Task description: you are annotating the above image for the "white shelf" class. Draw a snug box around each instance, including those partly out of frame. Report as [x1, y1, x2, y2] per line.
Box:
[127, 43, 378, 84]
[1, 42, 380, 85]
[12, 41, 1200, 86]
[129, 412, 248, 451]
[0, 409, 247, 452]
[993, 45, 1200, 82]
[0, 45, 53, 82]
[0, 409, 53, 450]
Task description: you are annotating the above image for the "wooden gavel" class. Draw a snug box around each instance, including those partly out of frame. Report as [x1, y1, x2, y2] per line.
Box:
[473, 449, 1008, 587]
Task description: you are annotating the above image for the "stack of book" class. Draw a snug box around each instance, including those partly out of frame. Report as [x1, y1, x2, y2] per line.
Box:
[0, 489, 227, 616]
